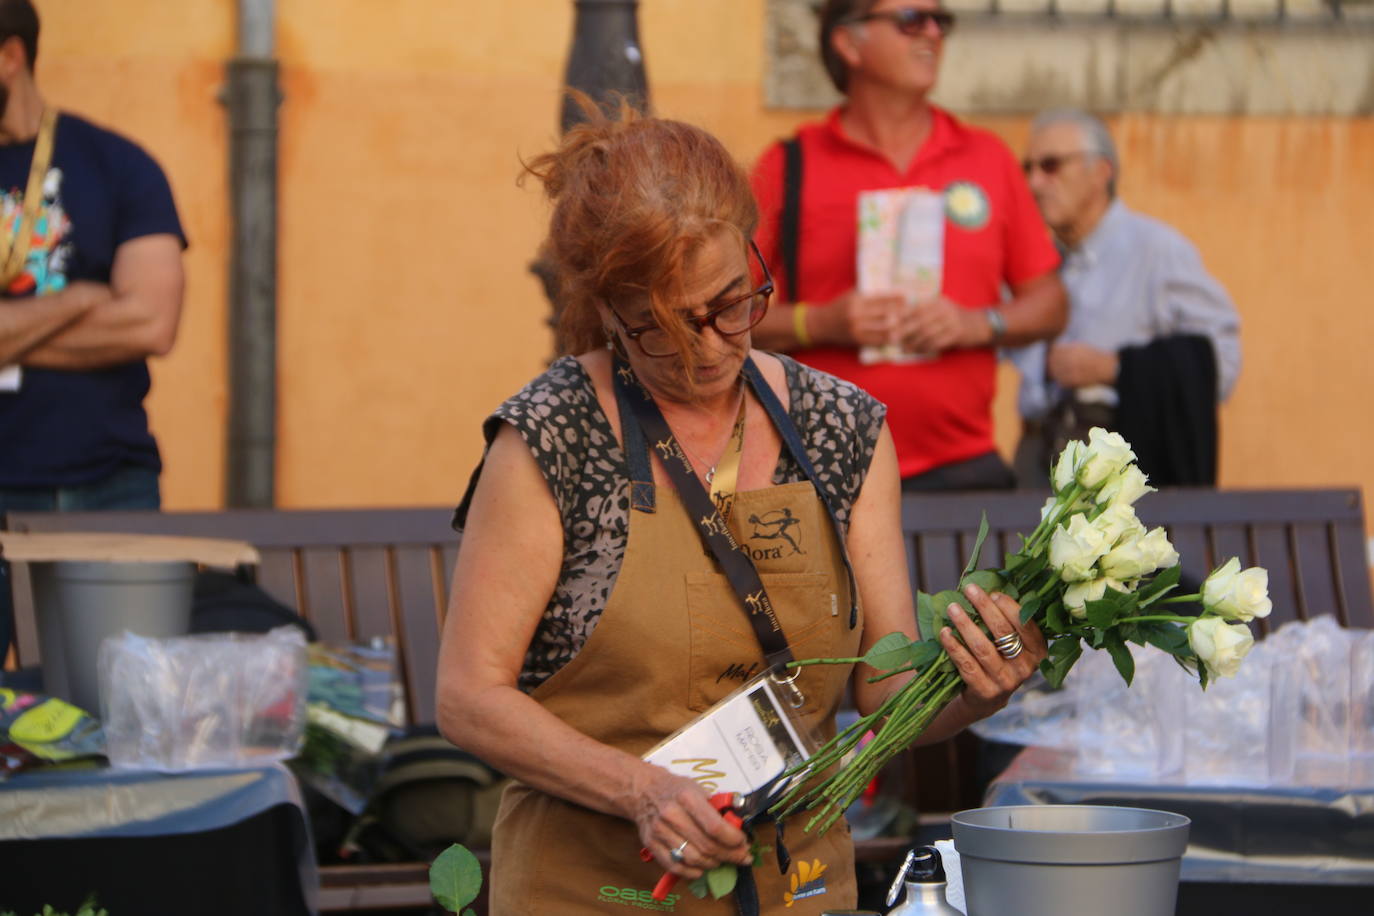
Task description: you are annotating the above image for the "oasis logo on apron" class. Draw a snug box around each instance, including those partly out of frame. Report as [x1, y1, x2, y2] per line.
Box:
[746, 507, 805, 560]
[782, 858, 829, 907]
[598, 884, 682, 911]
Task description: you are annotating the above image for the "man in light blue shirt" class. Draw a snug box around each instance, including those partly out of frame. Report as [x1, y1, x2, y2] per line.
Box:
[1009, 109, 1240, 485]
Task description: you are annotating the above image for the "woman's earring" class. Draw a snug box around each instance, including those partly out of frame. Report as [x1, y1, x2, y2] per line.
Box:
[603, 327, 616, 350]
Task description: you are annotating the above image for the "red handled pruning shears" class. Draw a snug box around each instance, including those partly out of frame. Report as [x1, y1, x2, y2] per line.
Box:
[639, 791, 745, 902]
[637, 774, 789, 903]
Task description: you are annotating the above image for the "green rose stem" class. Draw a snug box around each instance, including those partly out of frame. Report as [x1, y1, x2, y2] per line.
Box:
[768, 476, 1119, 835]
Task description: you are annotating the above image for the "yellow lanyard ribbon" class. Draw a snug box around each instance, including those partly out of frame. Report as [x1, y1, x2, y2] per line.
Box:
[0, 107, 58, 288]
[707, 393, 747, 524]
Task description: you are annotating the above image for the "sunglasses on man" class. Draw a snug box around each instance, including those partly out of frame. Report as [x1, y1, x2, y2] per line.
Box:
[846, 7, 957, 37]
[1021, 151, 1090, 176]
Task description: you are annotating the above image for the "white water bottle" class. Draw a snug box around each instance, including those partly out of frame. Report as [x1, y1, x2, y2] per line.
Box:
[883, 846, 962, 916]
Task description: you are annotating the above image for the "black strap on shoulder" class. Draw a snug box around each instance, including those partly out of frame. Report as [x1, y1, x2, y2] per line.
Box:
[613, 373, 657, 513]
[740, 359, 858, 629]
[780, 136, 803, 303]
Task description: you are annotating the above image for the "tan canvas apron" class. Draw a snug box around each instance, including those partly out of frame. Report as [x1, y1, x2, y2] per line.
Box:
[489, 475, 863, 915]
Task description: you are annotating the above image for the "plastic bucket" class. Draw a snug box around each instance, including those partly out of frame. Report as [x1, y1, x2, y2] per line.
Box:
[31, 560, 195, 716]
[951, 805, 1190, 916]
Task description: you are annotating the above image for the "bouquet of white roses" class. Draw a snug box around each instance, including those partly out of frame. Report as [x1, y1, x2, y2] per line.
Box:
[772, 428, 1272, 834]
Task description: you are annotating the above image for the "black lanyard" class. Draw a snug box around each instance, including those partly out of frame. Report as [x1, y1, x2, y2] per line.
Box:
[611, 357, 859, 672]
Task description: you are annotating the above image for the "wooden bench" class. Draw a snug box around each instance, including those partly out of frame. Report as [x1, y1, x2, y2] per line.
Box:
[6, 487, 1371, 910]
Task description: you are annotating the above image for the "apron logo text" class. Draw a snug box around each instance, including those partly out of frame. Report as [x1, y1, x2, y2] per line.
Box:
[717, 661, 760, 685]
[598, 885, 681, 911]
[782, 858, 829, 907]
[748, 508, 805, 557]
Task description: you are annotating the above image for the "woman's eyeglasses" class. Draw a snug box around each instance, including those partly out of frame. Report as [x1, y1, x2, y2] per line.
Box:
[847, 7, 957, 38]
[609, 240, 773, 359]
[1022, 151, 1090, 177]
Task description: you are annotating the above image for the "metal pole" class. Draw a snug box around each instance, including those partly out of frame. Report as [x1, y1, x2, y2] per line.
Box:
[560, 0, 649, 132]
[224, 0, 280, 507]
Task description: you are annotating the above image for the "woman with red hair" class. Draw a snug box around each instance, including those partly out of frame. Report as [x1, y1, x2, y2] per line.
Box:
[435, 99, 1045, 914]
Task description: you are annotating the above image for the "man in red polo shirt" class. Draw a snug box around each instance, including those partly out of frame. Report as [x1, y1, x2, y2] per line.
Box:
[751, 0, 1066, 489]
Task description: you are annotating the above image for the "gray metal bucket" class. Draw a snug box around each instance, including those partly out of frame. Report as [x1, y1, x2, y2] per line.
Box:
[31, 560, 195, 716]
[952, 805, 1190, 916]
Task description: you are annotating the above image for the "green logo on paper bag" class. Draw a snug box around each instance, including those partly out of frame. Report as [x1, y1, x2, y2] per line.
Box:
[945, 181, 990, 230]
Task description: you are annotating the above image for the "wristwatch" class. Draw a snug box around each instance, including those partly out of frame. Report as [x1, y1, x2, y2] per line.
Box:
[985, 307, 1007, 343]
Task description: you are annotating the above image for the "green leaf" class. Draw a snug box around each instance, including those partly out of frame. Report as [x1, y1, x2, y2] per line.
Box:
[1103, 631, 1135, 686]
[932, 589, 974, 622]
[1137, 564, 1182, 606]
[908, 639, 943, 673]
[916, 591, 938, 641]
[1040, 636, 1082, 688]
[430, 844, 483, 913]
[961, 513, 991, 580]
[863, 632, 916, 671]
[1018, 594, 1043, 624]
[688, 875, 712, 899]
[1084, 596, 1119, 630]
[959, 568, 1005, 595]
[463, 910, 477, 916]
[1045, 597, 1068, 633]
[1138, 621, 1189, 656]
[706, 863, 739, 899]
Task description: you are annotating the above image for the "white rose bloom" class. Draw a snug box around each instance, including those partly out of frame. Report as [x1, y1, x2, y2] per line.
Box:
[1091, 504, 1145, 547]
[1049, 513, 1111, 582]
[1099, 526, 1177, 581]
[1188, 616, 1255, 679]
[1063, 576, 1127, 619]
[1052, 439, 1085, 493]
[1096, 465, 1155, 508]
[1076, 428, 1137, 490]
[1139, 526, 1180, 571]
[1201, 557, 1273, 621]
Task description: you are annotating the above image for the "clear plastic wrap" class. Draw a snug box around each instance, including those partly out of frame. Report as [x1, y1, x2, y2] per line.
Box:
[98, 626, 307, 770]
[973, 615, 1374, 789]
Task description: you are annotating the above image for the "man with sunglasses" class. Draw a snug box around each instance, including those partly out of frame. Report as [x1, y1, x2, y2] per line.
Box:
[1009, 109, 1240, 485]
[750, 0, 1066, 492]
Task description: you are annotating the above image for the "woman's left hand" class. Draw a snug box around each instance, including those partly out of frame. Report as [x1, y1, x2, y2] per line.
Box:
[938, 584, 1047, 720]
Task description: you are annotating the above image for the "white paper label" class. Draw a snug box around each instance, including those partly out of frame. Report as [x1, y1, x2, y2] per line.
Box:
[0, 364, 19, 391]
[643, 680, 808, 798]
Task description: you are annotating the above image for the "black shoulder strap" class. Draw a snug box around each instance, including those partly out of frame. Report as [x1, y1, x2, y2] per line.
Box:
[780, 136, 803, 303]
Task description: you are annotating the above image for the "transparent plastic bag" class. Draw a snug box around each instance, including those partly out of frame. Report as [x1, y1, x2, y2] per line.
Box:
[1072, 644, 1187, 782]
[98, 626, 307, 770]
[1268, 615, 1356, 787]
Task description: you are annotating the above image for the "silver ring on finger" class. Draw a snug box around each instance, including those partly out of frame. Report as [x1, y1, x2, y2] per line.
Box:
[669, 840, 689, 865]
[996, 634, 1024, 660]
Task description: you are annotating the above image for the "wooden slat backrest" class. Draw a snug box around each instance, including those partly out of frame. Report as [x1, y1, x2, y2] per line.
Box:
[4, 508, 458, 726]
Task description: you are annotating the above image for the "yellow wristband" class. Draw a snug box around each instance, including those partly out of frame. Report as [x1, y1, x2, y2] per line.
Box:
[792, 302, 812, 349]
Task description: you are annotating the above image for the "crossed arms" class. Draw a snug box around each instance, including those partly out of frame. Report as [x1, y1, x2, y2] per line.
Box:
[0, 233, 184, 369]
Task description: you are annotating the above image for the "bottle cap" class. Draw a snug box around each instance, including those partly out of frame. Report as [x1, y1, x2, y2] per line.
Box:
[907, 845, 947, 884]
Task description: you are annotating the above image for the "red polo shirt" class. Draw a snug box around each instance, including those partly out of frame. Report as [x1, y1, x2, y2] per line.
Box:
[751, 106, 1059, 478]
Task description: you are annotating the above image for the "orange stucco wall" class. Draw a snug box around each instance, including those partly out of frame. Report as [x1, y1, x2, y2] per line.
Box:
[29, 2, 1374, 545]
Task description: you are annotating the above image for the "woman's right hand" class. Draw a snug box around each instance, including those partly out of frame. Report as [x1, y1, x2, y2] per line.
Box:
[630, 765, 754, 879]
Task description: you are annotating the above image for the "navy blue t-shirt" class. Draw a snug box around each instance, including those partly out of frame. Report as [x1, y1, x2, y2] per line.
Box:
[0, 112, 185, 487]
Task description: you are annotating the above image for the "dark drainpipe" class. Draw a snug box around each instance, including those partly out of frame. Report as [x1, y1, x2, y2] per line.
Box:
[223, 0, 281, 507]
